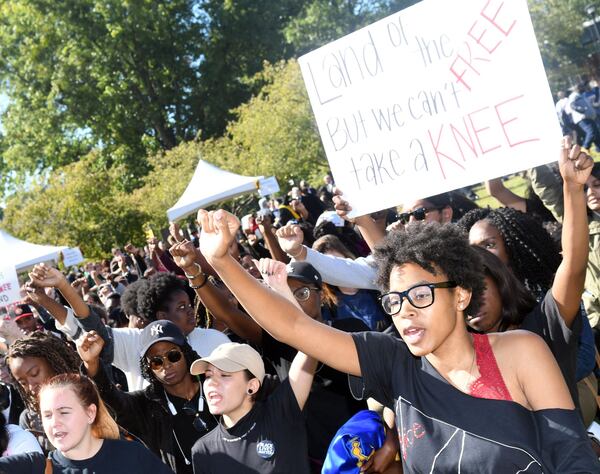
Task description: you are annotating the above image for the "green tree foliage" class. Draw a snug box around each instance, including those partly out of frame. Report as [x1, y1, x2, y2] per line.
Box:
[128, 141, 200, 230]
[0, 0, 205, 192]
[202, 59, 328, 191]
[2, 152, 146, 258]
[195, 0, 306, 137]
[528, 0, 591, 91]
[284, 0, 421, 54]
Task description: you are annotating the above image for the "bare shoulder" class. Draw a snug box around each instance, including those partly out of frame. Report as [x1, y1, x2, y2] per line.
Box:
[488, 329, 548, 354]
[487, 329, 555, 372]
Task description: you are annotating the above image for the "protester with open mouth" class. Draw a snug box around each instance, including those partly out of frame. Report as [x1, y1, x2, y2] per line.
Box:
[190, 341, 317, 474]
[0, 373, 171, 473]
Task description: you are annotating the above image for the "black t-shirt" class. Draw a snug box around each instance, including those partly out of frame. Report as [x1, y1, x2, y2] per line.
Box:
[351, 331, 599, 473]
[520, 290, 581, 406]
[169, 390, 217, 474]
[191, 379, 309, 474]
[261, 319, 367, 463]
[0, 439, 172, 474]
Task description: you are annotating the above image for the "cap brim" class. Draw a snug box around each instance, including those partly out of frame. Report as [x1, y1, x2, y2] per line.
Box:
[287, 274, 322, 290]
[139, 336, 183, 358]
[190, 356, 248, 376]
[14, 313, 34, 321]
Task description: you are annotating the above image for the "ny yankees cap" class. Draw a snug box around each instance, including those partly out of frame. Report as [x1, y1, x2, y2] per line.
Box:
[139, 320, 186, 357]
[286, 261, 322, 290]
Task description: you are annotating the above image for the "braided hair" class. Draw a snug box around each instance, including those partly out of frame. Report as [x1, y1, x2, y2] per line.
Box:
[457, 207, 561, 295]
[6, 332, 81, 413]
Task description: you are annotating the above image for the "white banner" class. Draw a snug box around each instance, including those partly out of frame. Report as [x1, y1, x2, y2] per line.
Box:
[62, 247, 84, 267]
[258, 177, 280, 197]
[0, 266, 21, 307]
[299, 0, 561, 217]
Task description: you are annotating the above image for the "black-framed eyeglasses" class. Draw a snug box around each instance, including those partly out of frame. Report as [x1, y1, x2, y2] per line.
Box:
[379, 281, 457, 315]
[293, 286, 318, 302]
[182, 400, 209, 432]
[397, 207, 441, 224]
[148, 349, 183, 370]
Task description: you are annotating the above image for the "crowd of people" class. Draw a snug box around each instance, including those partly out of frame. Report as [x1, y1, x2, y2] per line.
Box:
[0, 139, 599, 473]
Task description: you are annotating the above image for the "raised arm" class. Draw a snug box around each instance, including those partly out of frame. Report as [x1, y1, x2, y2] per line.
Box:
[197, 209, 361, 376]
[22, 284, 68, 325]
[256, 214, 289, 263]
[484, 178, 527, 212]
[29, 264, 89, 318]
[333, 190, 386, 250]
[552, 138, 593, 326]
[276, 224, 378, 290]
[169, 237, 263, 345]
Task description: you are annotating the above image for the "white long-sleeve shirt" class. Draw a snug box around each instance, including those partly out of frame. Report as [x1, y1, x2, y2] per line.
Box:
[302, 247, 378, 290]
[56, 310, 230, 390]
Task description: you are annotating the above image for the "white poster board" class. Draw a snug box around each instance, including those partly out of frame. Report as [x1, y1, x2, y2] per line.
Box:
[299, 0, 561, 217]
[0, 266, 21, 307]
[62, 247, 84, 267]
[258, 177, 280, 197]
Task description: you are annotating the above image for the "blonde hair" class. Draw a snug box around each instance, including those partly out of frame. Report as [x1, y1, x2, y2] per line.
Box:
[40, 373, 119, 440]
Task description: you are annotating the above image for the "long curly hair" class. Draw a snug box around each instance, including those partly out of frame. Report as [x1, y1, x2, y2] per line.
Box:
[457, 207, 560, 295]
[7, 332, 81, 413]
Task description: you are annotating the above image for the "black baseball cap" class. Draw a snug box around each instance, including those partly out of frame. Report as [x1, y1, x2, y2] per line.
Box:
[139, 320, 186, 357]
[286, 261, 322, 290]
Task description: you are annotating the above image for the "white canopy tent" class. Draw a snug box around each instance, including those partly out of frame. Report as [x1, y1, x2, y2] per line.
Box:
[0, 229, 68, 271]
[167, 159, 264, 221]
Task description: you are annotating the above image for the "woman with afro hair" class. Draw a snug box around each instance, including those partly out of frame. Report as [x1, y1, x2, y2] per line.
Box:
[192, 198, 599, 472]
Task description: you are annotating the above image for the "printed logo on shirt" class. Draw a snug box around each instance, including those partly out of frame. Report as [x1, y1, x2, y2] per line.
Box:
[151, 324, 163, 337]
[256, 439, 275, 459]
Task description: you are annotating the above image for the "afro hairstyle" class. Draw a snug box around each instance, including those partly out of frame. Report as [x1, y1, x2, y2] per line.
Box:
[373, 222, 485, 316]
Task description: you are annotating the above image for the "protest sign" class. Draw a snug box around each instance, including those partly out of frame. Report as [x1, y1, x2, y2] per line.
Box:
[0, 266, 21, 307]
[299, 0, 561, 217]
[62, 247, 84, 267]
[258, 177, 280, 197]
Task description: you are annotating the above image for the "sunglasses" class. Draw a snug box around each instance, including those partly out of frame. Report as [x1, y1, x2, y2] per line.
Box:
[182, 400, 209, 432]
[293, 286, 319, 302]
[396, 207, 441, 224]
[147, 349, 183, 370]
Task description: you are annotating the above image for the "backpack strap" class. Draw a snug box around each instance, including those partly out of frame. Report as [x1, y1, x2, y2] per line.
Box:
[45, 458, 52, 474]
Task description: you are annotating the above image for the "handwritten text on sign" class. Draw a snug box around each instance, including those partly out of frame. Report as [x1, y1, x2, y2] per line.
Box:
[299, 0, 561, 217]
[0, 266, 21, 307]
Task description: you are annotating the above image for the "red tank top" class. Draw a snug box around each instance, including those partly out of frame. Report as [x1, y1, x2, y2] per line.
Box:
[469, 333, 513, 401]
